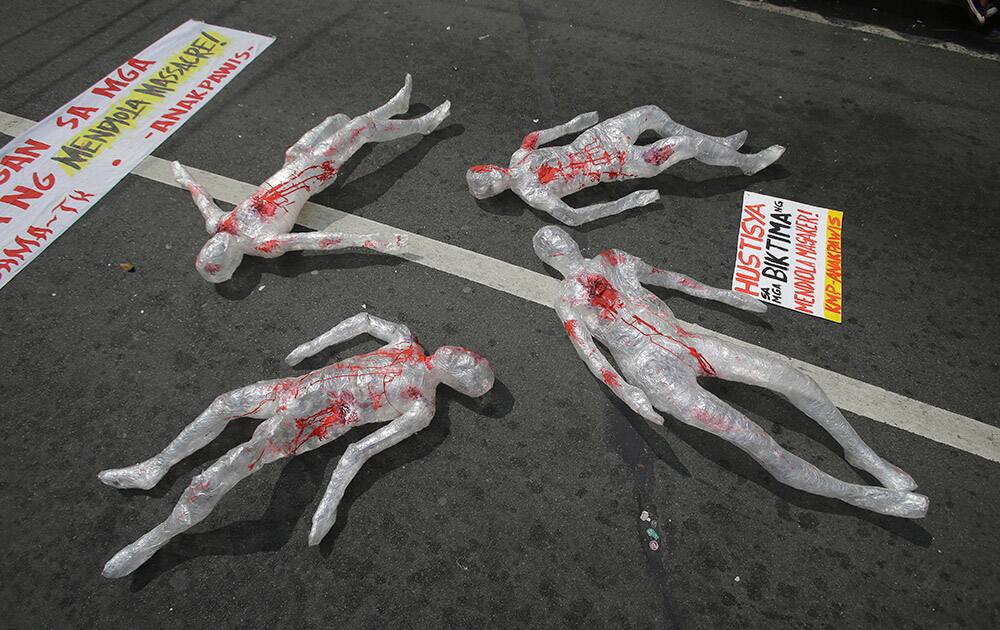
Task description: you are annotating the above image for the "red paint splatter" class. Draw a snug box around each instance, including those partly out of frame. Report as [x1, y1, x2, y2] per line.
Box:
[256, 239, 280, 253]
[678, 277, 701, 289]
[578, 274, 623, 320]
[599, 249, 625, 266]
[623, 315, 716, 377]
[403, 386, 423, 400]
[642, 144, 674, 165]
[112, 159, 122, 166]
[600, 368, 621, 389]
[247, 161, 338, 221]
[243, 342, 441, 470]
[215, 212, 238, 235]
[535, 138, 631, 186]
[186, 479, 211, 502]
[521, 131, 540, 150]
[564, 319, 580, 341]
[318, 237, 343, 248]
[692, 407, 732, 433]
[362, 239, 376, 249]
[202, 262, 222, 274]
[469, 164, 510, 175]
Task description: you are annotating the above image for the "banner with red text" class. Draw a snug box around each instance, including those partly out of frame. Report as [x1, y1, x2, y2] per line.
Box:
[0, 20, 274, 290]
[731, 192, 843, 323]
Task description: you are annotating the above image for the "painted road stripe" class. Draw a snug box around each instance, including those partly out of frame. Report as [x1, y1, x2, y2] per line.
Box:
[2, 110, 998, 464]
[724, 0, 1000, 63]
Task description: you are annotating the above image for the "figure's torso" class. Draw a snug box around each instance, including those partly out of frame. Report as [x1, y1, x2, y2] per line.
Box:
[563, 253, 715, 377]
[510, 125, 636, 199]
[217, 155, 342, 243]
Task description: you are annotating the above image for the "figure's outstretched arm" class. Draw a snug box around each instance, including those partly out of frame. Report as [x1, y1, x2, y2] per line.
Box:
[172, 161, 225, 233]
[521, 111, 600, 149]
[557, 301, 663, 425]
[533, 190, 660, 226]
[308, 401, 435, 544]
[286, 312, 413, 365]
[254, 230, 407, 259]
[636, 260, 766, 313]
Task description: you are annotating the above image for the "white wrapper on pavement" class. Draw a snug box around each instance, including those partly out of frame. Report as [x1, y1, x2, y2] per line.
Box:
[0, 20, 274, 290]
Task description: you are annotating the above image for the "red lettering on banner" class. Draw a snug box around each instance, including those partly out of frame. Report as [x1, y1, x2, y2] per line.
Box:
[733, 203, 766, 296]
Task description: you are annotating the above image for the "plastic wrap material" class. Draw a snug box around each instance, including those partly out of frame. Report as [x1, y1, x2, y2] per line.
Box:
[99, 313, 494, 577]
[534, 225, 927, 519]
[468, 107, 784, 225]
[177, 74, 450, 282]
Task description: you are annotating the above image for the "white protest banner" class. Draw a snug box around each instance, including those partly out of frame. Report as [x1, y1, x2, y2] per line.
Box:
[0, 20, 274, 290]
[731, 192, 843, 323]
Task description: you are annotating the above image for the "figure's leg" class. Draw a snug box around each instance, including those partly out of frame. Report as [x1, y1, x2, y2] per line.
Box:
[628, 134, 784, 177]
[692, 337, 918, 491]
[98, 379, 290, 490]
[285, 114, 351, 163]
[367, 73, 412, 120]
[652, 382, 928, 518]
[102, 410, 350, 578]
[613, 106, 748, 149]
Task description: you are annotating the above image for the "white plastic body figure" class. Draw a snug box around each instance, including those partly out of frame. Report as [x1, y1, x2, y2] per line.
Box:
[534, 225, 928, 519]
[176, 74, 450, 283]
[98, 313, 494, 578]
[467, 107, 784, 226]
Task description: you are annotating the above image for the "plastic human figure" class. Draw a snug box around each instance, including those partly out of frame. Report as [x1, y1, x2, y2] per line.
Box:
[98, 313, 494, 578]
[176, 74, 451, 283]
[533, 225, 928, 518]
[467, 106, 785, 226]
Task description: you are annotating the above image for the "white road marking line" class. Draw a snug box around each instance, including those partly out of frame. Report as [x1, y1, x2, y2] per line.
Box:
[725, 0, 1000, 63]
[3, 110, 998, 463]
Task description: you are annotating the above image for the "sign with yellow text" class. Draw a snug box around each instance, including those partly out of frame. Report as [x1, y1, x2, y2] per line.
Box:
[731, 192, 843, 323]
[0, 20, 274, 290]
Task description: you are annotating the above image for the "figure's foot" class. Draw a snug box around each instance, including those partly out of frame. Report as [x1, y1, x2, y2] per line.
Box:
[630, 189, 661, 208]
[98, 457, 167, 490]
[846, 453, 918, 492]
[421, 101, 451, 134]
[308, 502, 337, 546]
[741, 144, 785, 175]
[102, 538, 159, 578]
[849, 488, 928, 519]
[723, 130, 748, 149]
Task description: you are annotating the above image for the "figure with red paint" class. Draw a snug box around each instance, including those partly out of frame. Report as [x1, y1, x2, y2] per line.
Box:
[534, 225, 928, 519]
[174, 74, 451, 283]
[467, 106, 784, 226]
[98, 313, 494, 578]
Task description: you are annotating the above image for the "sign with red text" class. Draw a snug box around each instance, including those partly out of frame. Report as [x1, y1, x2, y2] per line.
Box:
[731, 192, 843, 323]
[0, 20, 274, 290]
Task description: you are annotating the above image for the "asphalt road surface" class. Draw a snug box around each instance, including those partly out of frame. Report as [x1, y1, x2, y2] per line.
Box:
[1, 1, 998, 628]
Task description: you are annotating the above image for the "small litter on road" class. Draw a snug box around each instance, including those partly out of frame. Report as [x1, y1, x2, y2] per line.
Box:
[118, 263, 135, 272]
[646, 527, 659, 541]
[639, 510, 650, 522]
[649, 540, 659, 551]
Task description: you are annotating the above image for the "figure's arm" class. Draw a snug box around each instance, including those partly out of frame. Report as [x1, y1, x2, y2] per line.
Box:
[285, 313, 413, 365]
[172, 161, 225, 233]
[253, 230, 408, 258]
[636, 260, 766, 313]
[531, 189, 660, 227]
[520, 112, 600, 149]
[308, 401, 435, 544]
[557, 301, 663, 425]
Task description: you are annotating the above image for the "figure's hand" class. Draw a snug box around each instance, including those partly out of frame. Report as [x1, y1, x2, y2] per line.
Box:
[622, 384, 664, 425]
[723, 290, 767, 313]
[364, 234, 408, 253]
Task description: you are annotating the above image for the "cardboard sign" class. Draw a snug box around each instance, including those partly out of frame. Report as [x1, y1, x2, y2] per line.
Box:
[0, 20, 274, 290]
[731, 192, 843, 323]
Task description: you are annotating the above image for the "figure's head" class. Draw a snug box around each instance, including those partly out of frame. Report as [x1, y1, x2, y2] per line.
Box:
[532, 225, 584, 277]
[195, 233, 243, 283]
[430, 346, 494, 397]
[466, 164, 511, 199]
